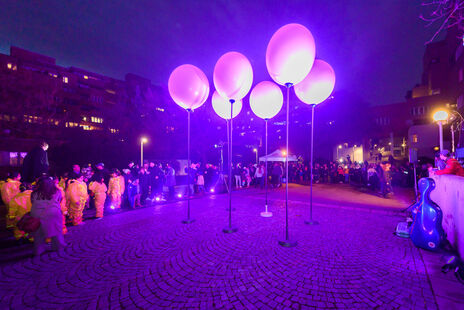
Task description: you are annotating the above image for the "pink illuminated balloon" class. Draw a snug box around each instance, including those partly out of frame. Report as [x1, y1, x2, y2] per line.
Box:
[168, 64, 210, 110]
[249, 81, 283, 120]
[266, 23, 316, 86]
[213, 52, 253, 101]
[212, 91, 242, 120]
[294, 59, 335, 105]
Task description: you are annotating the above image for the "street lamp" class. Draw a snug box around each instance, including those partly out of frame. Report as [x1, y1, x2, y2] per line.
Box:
[337, 144, 342, 161]
[433, 110, 449, 151]
[140, 137, 148, 166]
[253, 148, 258, 165]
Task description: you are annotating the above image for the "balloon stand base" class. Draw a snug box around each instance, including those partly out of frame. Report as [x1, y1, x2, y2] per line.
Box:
[278, 240, 298, 247]
[305, 219, 319, 225]
[182, 219, 195, 224]
[260, 211, 273, 217]
[223, 227, 238, 234]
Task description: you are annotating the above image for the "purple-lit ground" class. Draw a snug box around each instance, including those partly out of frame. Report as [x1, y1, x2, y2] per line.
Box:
[0, 185, 442, 309]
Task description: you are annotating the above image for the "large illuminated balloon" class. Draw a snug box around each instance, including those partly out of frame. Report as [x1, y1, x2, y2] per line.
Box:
[294, 59, 335, 105]
[213, 52, 253, 101]
[212, 91, 242, 120]
[168, 64, 209, 110]
[266, 23, 316, 86]
[249, 81, 283, 120]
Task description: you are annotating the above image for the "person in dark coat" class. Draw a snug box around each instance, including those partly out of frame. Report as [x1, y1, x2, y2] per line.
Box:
[22, 141, 49, 183]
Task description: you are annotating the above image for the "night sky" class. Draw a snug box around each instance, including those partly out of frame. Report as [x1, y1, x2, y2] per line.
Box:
[0, 0, 437, 106]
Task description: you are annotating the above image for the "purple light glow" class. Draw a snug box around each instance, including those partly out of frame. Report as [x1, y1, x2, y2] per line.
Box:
[177, 194, 182, 198]
[210, 188, 215, 193]
[155, 197, 161, 202]
[294, 59, 335, 105]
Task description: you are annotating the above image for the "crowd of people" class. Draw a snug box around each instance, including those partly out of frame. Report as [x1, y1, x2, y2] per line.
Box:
[1, 140, 463, 257]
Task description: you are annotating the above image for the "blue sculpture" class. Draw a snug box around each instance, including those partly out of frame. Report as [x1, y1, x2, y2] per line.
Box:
[409, 178, 444, 251]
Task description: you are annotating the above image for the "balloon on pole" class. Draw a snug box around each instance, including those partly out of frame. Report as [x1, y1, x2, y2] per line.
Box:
[266, 23, 316, 86]
[168, 64, 210, 111]
[249, 81, 283, 120]
[168, 64, 209, 225]
[213, 51, 253, 101]
[212, 91, 243, 120]
[294, 59, 335, 105]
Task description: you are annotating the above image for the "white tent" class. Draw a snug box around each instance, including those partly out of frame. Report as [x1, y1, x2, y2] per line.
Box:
[259, 149, 298, 162]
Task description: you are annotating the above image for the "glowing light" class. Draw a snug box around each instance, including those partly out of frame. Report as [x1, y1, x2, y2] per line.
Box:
[433, 110, 448, 122]
[253, 148, 257, 152]
[212, 91, 242, 120]
[84, 75, 89, 79]
[7, 63, 12, 69]
[402, 143, 406, 147]
[339, 158, 343, 163]
[210, 188, 215, 193]
[155, 197, 161, 202]
[177, 194, 182, 198]
[141, 137, 148, 144]
[249, 81, 283, 119]
[294, 59, 336, 105]
[434, 146, 439, 151]
[388, 142, 392, 145]
[338, 145, 342, 149]
[282, 150, 287, 156]
[110, 205, 115, 210]
[63, 76, 68, 83]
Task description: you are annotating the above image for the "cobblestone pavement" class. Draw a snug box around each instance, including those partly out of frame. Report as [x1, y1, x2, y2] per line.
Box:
[0, 186, 437, 309]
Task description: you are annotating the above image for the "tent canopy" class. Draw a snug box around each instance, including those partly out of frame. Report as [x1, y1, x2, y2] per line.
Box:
[259, 149, 298, 162]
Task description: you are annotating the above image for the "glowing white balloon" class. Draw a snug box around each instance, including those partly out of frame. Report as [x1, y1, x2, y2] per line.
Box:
[266, 23, 316, 86]
[249, 81, 283, 120]
[294, 59, 335, 105]
[212, 91, 242, 120]
[213, 52, 253, 101]
[168, 64, 209, 110]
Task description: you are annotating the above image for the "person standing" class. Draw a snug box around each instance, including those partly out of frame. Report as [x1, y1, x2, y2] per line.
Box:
[66, 174, 88, 225]
[89, 175, 107, 218]
[30, 177, 66, 256]
[1, 172, 22, 229]
[108, 169, 124, 209]
[254, 164, 264, 189]
[21, 141, 49, 183]
[9, 183, 33, 240]
[165, 163, 176, 200]
[54, 177, 68, 234]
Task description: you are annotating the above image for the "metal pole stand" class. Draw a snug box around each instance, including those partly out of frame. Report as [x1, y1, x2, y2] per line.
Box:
[305, 104, 319, 226]
[182, 109, 195, 224]
[279, 83, 297, 247]
[261, 119, 273, 217]
[223, 99, 238, 233]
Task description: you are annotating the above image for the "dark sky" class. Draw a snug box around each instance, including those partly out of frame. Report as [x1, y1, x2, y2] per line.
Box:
[0, 0, 437, 106]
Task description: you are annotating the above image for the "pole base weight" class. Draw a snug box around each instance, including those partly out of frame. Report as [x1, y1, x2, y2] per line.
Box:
[260, 211, 273, 217]
[278, 240, 298, 247]
[223, 227, 238, 234]
[304, 220, 319, 225]
[182, 219, 195, 224]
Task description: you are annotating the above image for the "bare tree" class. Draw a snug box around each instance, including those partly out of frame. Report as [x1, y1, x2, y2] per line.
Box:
[421, 0, 464, 43]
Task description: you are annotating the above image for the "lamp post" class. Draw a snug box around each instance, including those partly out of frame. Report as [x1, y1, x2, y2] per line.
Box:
[140, 137, 148, 166]
[433, 110, 449, 151]
[337, 145, 342, 161]
[253, 148, 258, 165]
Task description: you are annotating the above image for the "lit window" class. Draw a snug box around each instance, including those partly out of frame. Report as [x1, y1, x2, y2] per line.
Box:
[155, 107, 165, 112]
[84, 75, 89, 79]
[106, 89, 116, 95]
[83, 116, 87, 121]
[7, 63, 12, 69]
[63, 76, 68, 83]
[412, 135, 418, 143]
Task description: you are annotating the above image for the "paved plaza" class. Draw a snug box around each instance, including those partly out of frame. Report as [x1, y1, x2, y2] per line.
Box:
[0, 185, 451, 309]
